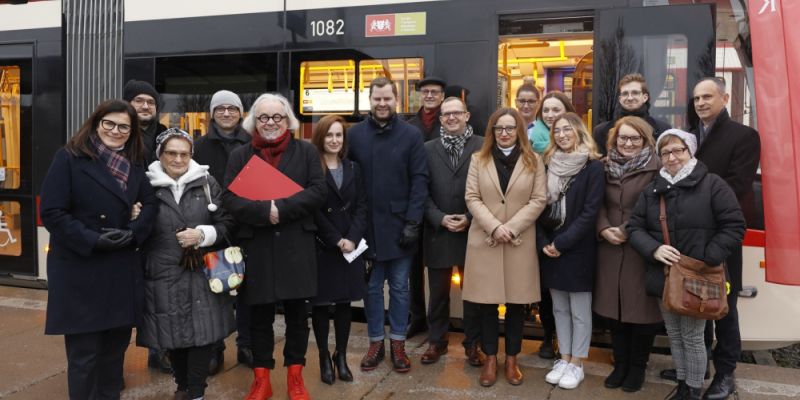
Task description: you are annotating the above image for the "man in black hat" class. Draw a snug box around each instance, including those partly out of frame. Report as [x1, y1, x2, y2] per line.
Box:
[123, 79, 167, 165]
[408, 76, 447, 142]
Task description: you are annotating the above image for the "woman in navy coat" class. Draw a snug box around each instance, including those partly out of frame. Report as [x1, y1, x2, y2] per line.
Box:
[309, 115, 368, 385]
[40, 99, 157, 399]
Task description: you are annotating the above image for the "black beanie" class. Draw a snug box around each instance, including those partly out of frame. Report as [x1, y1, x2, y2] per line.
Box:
[123, 79, 159, 109]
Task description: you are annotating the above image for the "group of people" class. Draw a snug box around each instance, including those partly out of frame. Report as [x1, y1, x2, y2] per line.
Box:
[39, 71, 759, 400]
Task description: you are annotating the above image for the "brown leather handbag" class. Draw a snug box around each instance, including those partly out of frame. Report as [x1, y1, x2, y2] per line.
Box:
[659, 196, 729, 320]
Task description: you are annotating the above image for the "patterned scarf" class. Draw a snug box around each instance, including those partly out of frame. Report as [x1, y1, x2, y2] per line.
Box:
[605, 147, 653, 179]
[546, 146, 589, 204]
[440, 125, 473, 167]
[660, 158, 698, 185]
[90, 134, 130, 191]
[252, 129, 291, 167]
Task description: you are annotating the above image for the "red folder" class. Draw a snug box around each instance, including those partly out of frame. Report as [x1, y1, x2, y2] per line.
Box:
[227, 155, 303, 201]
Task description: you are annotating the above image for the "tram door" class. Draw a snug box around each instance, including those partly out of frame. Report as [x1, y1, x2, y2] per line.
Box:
[0, 43, 37, 279]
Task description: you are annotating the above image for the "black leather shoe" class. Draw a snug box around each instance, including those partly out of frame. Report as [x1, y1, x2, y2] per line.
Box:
[406, 320, 427, 339]
[687, 385, 703, 400]
[703, 374, 736, 400]
[604, 363, 628, 389]
[538, 334, 556, 359]
[334, 351, 353, 381]
[208, 349, 224, 376]
[319, 352, 335, 385]
[237, 346, 254, 368]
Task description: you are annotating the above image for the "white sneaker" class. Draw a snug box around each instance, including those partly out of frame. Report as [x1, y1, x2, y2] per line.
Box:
[558, 363, 585, 389]
[545, 359, 569, 384]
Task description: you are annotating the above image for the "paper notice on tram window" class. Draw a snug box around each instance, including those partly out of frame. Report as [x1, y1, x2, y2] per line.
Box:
[342, 239, 368, 263]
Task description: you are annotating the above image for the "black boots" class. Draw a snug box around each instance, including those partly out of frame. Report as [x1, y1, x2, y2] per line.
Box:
[333, 351, 353, 381]
[703, 373, 736, 399]
[604, 328, 630, 389]
[319, 351, 335, 385]
[605, 326, 654, 393]
[538, 330, 556, 359]
[622, 334, 655, 392]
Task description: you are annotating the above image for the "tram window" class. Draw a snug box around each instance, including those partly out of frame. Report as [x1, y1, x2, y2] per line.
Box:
[154, 53, 276, 138]
[358, 58, 424, 114]
[0, 201, 21, 256]
[641, 34, 688, 129]
[0, 65, 21, 190]
[299, 60, 357, 116]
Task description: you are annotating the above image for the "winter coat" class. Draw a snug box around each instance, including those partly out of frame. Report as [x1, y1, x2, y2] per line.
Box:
[593, 106, 671, 157]
[40, 148, 157, 335]
[142, 122, 168, 165]
[694, 109, 760, 292]
[347, 115, 429, 262]
[462, 153, 547, 304]
[408, 107, 442, 142]
[138, 161, 235, 350]
[423, 134, 483, 269]
[627, 161, 746, 298]
[222, 138, 326, 305]
[593, 155, 662, 324]
[312, 159, 368, 304]
[193, 123, 251, 185]
[538, 160, 605, 293]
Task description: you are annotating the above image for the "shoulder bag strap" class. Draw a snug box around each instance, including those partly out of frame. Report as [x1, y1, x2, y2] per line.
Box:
[659, 195, 671, 246]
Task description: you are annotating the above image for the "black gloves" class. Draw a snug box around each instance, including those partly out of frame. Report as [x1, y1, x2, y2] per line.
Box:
[96, 228, 134, 250]
[398, 220, 421, 248]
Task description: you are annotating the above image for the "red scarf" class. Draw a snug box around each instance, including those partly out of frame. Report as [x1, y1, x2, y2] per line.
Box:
[421, 107, 439, 131]
[252, 130, 291, 167]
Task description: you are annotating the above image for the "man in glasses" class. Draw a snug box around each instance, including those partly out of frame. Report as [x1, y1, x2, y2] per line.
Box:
[593, 73, 671, 157]
[691, 76, 760, 400]
[123, 79, 167, 165]
[193, 90, 253, 373]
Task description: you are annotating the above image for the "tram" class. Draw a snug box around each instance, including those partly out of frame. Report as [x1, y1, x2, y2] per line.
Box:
[1, 0, 798, 350]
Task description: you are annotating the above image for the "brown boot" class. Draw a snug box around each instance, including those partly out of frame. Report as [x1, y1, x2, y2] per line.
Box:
[360, 340, 385, 371]
[389, 339, 411, 373]
[479, 355, 498, 387]
[420, 343, 448, 364]
[505, 355, 523, 385]
[286, 364, 310, 400]
[244, 367, 272, 400]
[465, 343, 486, 367]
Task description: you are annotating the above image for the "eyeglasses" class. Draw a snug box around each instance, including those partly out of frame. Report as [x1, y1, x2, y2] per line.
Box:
[131, 97, 156, 108]
[440, 111, 466, 118]
[553, 125, 574, 136]
[100, 119, 132, 134]
[493, 125, 516, 134]
[660, 147, 688, 159]
[162, 150, 192, 160]
[420, 89, 442, 96]
[516, 99, 539, 106]
[214, 106, 240, 115]
[617, 135, 644, 144]
[256, 114, 287, 124]
[619, 90, 643, 99]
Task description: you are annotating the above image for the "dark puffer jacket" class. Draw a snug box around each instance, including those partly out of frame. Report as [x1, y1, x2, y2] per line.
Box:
[138, 164, 235, 350]
[627, 161, 746, 297]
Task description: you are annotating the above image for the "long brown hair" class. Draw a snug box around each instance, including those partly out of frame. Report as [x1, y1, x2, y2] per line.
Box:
[311, 114, 348, 172]
[534, 90, 576, 123]
[476, 107, 539, 171]
[543, 112, 601, 164]
[607, 116, 656, 152]
[65, 99, 144, 163]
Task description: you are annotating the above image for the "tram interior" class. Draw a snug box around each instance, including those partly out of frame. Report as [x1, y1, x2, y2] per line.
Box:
[0, 65, 21, 256]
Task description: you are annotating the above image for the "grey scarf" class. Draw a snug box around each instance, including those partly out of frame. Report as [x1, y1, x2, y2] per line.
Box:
[546, 147, 589, 205]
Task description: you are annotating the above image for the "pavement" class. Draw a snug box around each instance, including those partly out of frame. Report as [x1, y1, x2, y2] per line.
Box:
[1, 285, 799, 400]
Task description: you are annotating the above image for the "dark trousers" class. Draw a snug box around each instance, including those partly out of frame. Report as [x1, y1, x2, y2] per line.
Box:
[169, 344, 213, 398]
[64, 327, 132, 400]
[426, 266, 480, 348]
[610, 321, 659, 368]
[251, 299, 309, 369]
[539, 285, 556, 335]
[478, 303, 525, 356]
[236, 294, 251, 347]
[705, 248, 742, 376]
[311, 303, 352, 354]
[408, 247, 426, 325]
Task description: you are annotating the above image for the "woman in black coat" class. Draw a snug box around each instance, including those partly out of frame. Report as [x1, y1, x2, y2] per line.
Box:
[537, 112, 604, 390]
[40, 99, 157, 399]
[628, 129, 745, 400]
[309, 115, 367, 385]
[140, 129, 236, 399]
[222, 93, 326, 400]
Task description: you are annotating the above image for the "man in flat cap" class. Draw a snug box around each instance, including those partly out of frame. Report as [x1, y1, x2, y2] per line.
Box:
[408, 76, 447, 142]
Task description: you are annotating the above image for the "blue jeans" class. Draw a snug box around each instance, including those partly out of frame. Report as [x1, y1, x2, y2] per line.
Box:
[365, 257, 412, 341]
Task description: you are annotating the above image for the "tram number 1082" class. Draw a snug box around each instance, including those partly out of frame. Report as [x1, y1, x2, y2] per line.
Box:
[309, 19, 345, 37]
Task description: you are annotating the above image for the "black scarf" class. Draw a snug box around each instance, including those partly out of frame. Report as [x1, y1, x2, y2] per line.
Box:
[440, 125, 473, 168]
[492, 145, 520, 194]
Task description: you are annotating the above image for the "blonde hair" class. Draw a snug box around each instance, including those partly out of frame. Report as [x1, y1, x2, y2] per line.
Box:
[543, 112, 601, 164]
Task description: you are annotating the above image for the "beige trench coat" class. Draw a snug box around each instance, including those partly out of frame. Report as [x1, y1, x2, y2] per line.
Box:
[462, 153, 547, 305]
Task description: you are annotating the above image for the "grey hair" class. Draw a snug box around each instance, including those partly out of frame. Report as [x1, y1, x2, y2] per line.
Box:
[696, 76, 727, 96]
[242, 93, 300, 133]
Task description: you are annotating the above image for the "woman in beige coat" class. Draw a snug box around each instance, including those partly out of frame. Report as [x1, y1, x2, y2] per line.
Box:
[463, 107, 547, 388]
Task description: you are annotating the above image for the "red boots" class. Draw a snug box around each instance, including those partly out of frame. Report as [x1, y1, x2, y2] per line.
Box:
[244, 367, 272, 400]
[287, 364, 311, 400]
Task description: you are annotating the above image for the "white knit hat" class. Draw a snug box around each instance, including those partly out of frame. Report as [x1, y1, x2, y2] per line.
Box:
[209, 90, 244, 115]
[656, 128, 698, 157]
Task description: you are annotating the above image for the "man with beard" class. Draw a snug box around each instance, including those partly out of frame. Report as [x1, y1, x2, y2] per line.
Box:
[348, 77, 428, 374]
[593, 73, 670, 157]
[408, 76, 446, 141]
[123, 80, 167, 165]
[420, 97, 485, 367]
[193, 90, 253, 373]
